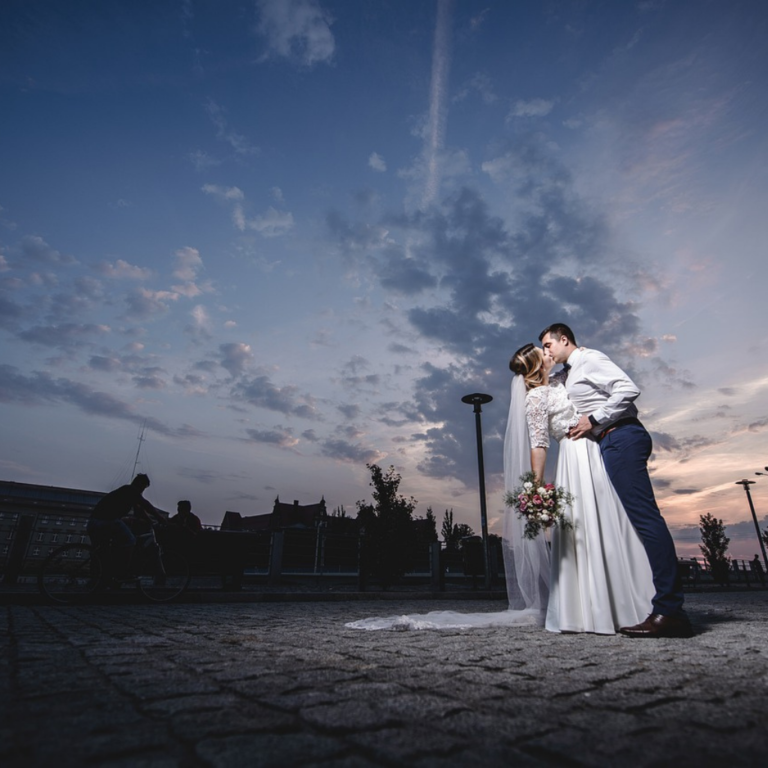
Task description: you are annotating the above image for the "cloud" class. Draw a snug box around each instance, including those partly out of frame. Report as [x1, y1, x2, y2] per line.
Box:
[337, 403, 360, 420]
[133, 373, 166, 390]
[205, 100, 260, 157]
[19, 235, 76, 266]
[18, 322, 111, 349]
[171, 246, 211, 298]
[0, 363, 178, 436]
[245, 425, 299, 448]
[173, 247, 203, 282]
[256, 0, 335, 67]
[232, 372, 318, 419]
[218, 342, 254, 378]
[203, 186, 294, 238]
[368, 152, 387, 172]
[124, 287, 178, 320]
[244, 207, 294, 237]
[202, 184, 244, 201]
[327, 127, 668, 489]
[508, 98, 555, 119]
[94, 259, 152, 280]
[650, 430, 681, 451]
[453, 72, 497, 105]
[88, 355, 121, 372]
[189, 149, 221, 171]
[186, 304, 212, 341]
[422, 0, 453, 207]
[320, 438, 382, 465]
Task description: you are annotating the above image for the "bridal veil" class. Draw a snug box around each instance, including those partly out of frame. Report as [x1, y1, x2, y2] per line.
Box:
[345, 374, 550, 630]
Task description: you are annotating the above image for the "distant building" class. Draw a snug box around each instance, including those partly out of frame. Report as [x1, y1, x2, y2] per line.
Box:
[221, 496, 328, 532]
[0, 480, 104, 582]
[0, 479, 170, 582]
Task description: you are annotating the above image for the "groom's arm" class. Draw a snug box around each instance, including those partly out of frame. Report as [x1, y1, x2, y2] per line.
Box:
[568, 350, 640, 439]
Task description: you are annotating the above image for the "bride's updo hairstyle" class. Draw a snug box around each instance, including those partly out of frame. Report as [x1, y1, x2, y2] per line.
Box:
[509, 343, 546, 390]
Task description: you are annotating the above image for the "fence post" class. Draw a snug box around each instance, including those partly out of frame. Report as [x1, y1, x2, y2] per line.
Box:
[268, 531, 284, 586]
[430, 541, 443, 592]
[3, 515, 35, 585]
[357, 529, 367, 592]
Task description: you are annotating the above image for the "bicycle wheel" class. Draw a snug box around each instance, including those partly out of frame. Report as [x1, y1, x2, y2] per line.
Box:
[38, 544, 103, 604]
[136, 548, 190, 602]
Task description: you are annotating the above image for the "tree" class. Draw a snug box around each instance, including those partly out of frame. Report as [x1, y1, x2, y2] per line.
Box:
[762, 527, 768, 550]
[699, 513, 730, 585]
[356, 464, 417, 588]
[441, 509, 476, 551]
[441, 509, 454, 547]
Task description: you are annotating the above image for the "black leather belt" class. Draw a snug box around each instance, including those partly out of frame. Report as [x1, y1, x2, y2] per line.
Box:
[597, 417, 642, 442]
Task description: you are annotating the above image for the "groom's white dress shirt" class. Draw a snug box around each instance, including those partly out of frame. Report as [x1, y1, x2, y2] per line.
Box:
[563, 348, 640, 437]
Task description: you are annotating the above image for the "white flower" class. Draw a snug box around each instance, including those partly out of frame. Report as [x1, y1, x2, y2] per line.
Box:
[537, 486, 546, 494]
[540, 514, 550, 523]
[524, 482, 533, 491]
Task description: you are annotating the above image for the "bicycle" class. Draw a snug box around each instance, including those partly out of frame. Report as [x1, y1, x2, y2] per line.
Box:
[38, 523, 190, 604]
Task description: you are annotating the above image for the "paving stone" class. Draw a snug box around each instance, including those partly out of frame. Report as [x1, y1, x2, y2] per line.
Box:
[1, 592, 767, 766]
[196, 732, 347, 767]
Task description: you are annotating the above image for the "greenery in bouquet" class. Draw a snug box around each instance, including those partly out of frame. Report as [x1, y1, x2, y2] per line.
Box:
[504, 470, 574, 540]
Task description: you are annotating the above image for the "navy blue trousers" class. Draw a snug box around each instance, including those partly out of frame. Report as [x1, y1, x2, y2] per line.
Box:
[599, 423, 685, 617]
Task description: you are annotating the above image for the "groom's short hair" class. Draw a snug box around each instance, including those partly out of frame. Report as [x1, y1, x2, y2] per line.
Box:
[539, 323, 576, 345]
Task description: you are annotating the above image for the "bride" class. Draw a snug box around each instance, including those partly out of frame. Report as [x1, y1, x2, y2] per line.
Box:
[346, 343, 653, 633]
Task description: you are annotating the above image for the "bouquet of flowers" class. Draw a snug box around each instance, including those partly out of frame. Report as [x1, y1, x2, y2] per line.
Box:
[504, 470, 575, 540]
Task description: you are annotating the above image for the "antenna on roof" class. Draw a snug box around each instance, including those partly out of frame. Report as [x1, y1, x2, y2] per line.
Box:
[131, 419, 147, 477]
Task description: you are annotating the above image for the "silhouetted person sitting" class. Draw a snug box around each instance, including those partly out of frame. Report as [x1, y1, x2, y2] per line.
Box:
[87, 474, 163, 578]
[170, 500, 203, 534]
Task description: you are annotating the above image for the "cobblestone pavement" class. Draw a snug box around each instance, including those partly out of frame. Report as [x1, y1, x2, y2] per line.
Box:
[2, 591, 766, 767]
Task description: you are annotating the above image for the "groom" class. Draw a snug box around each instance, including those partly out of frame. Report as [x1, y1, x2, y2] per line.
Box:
[539, 323, 692, 639]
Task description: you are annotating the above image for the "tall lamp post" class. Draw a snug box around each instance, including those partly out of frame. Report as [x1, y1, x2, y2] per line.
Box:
[735, 478, 768, 571]
[461, 392, 493, 590]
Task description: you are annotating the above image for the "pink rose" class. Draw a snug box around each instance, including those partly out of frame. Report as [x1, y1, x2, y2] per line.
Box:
[532, 495, 542, 506]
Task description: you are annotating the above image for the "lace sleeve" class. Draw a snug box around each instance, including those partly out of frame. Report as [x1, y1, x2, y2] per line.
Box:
[525, 387, 550, 449]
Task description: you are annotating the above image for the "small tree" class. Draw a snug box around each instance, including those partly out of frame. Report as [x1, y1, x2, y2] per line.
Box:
[356, 464, 417, 588]
[441, 509, 454, 547]
[699, 513, 730, 585]
[762, 527, 768, 550]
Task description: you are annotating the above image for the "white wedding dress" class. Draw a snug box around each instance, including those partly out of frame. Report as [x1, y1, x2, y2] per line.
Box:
[526, 381, 654, 634]
[345, 378, 653, 634]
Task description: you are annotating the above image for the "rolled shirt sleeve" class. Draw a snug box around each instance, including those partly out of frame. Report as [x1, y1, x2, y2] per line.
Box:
[566, 349, 640, 431]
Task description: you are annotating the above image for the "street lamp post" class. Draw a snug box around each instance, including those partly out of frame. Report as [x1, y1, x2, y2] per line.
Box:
[735, 478, 768, 572]
[461, 392, 493, 590]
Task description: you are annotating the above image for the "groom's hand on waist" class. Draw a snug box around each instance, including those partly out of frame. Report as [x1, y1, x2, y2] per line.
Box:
[567, 415, 594, 440]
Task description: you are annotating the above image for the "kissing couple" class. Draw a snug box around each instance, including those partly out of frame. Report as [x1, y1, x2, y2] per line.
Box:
[347, 323, 692, 638]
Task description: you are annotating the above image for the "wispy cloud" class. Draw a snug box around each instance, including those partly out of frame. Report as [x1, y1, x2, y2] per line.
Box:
[94, 259, 152, 280]
[245, 425, 299, 448]
[202, 185, 294, 237]
[422, 0, 454, 208]
[0, 363, 179, 436]
[231, 372, 318, 419]
[256, 0, 335, 67]
[368, 152, 387, 172]
[508, 98, 555, 119]
[19, 235, 76, 266]
[204, 100, 260, 158]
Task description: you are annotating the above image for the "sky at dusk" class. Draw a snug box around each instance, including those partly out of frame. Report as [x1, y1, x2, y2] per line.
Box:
[2, 0, 767, 558]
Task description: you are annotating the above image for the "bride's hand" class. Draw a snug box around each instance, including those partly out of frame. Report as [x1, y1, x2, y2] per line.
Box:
[567, 415, 593, 440]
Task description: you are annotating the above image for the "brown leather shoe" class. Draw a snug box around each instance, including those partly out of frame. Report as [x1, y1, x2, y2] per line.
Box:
[619, 613, 693, 638]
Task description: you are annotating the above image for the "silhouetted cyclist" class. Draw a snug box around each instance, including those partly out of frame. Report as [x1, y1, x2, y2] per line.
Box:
[87, 474, 163, 578]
